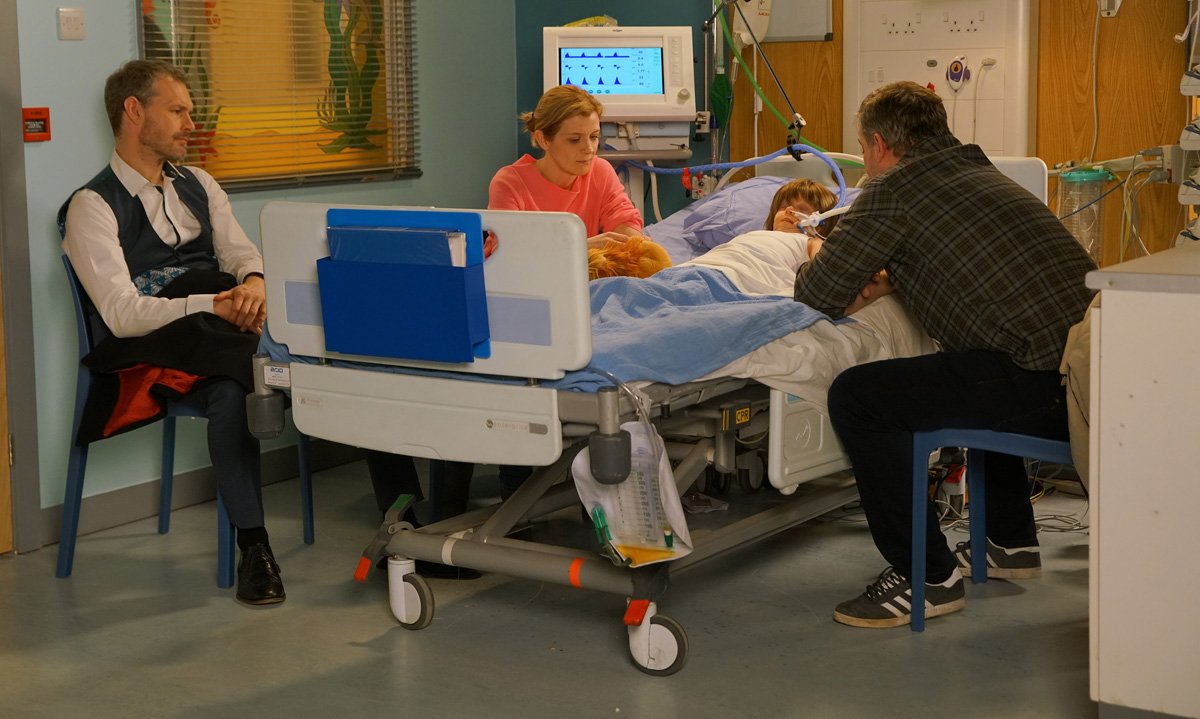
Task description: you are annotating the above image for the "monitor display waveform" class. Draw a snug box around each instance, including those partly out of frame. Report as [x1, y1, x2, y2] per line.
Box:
[558, 46, 664, 96]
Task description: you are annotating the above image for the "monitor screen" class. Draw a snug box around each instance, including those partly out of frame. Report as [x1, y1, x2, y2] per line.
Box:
[543, 26, 695, 123]
[558, 47, 664, 96]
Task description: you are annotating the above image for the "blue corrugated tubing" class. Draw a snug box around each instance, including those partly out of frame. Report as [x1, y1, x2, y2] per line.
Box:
[624, 145, 849, 206]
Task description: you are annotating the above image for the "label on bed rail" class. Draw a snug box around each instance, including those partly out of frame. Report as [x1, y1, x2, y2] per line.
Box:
[262, 363, 291, 389]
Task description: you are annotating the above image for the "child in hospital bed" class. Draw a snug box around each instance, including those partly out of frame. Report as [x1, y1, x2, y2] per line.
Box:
[681, 179, 841, 296]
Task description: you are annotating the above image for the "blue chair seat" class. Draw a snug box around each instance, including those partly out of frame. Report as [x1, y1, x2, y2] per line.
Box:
[909, 428, 1073, 631]
[56, 255, 315, 588]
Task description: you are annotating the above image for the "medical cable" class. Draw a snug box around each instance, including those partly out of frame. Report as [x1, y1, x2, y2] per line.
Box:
[1125, 170, 1156, 259]
[728, 0, 810, 150]
[711, 150, 864, 192]
[971, 58, 997, 144]
[647, 160, 664, 223]
[585, 367, 670, 542]
[626, 143, 851, 207]
[715, 8, 823, 149]
[1087, 2, 1101, 162]
[1056, 179, 1124, 222]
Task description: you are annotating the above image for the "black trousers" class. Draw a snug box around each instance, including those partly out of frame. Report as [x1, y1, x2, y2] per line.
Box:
[184, 379, 263, 529]
[826, 350, 1068, 583]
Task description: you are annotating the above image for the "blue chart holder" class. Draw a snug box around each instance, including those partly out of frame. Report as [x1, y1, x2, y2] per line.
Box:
[317, 208, 491, 363]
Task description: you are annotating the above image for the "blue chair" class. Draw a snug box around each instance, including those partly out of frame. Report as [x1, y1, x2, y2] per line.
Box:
[909, 429, 1073, 631]
[56, 256, 315, 588]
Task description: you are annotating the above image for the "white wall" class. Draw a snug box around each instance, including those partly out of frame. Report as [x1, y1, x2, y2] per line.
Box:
[16, 0, 518, 510]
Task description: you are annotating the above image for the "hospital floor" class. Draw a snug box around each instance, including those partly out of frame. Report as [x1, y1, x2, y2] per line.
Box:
[0, 460, 1096, 719]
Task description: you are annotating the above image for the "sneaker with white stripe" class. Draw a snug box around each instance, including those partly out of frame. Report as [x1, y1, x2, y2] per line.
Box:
[833, 566, 965, 628]
[954, 538, 1041, 580]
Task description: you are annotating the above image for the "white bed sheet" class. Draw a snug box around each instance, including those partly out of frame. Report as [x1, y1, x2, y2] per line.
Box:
[678, 229, 937, 412]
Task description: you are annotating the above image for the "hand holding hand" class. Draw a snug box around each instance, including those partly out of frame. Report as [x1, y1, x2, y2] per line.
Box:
[843, 270, 894, 316]
[213, 274, 266, 334]
[860, 270, 894, 301]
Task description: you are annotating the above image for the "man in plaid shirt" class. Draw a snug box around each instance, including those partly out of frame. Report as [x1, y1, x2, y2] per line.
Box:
[794, 81, 1096, 628]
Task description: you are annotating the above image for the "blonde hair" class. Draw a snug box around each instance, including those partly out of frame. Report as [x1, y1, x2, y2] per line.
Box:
[520, 85, 604, 146]
[763, 179, 838, 230]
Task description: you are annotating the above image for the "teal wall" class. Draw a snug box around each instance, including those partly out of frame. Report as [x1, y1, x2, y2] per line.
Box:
[17, 0, 517, 509]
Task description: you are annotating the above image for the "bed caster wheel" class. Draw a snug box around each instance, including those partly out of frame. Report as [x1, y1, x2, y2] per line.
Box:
[708, 467, 732, 495]
[387, 557, 435, 630]
[738, 453, 765, 492]
[628, 613, 689, 676]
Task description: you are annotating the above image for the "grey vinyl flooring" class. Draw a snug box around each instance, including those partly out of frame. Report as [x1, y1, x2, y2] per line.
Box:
[0, 461, 1096, 718]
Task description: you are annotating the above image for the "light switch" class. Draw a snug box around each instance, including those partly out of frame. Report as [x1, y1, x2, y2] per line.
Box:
[57, 7, 86, 41]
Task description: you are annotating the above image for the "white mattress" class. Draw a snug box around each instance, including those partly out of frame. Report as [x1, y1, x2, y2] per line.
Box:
[680, 229, 938, 412]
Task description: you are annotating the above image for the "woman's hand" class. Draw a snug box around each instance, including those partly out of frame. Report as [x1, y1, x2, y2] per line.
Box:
[586, 231, 632, 250]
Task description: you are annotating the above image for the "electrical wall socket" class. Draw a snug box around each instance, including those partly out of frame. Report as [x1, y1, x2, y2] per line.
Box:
[57, 7, 85, 41]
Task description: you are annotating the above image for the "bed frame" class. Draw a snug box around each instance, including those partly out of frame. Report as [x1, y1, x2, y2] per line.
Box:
[258, 202, 856, 675]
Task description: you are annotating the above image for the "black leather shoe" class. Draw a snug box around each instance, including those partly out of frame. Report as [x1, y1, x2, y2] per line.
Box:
[236, 543, 286, 605]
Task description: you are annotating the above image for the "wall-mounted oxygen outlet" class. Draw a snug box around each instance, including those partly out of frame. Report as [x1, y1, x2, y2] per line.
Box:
[57, 8, 86, 41]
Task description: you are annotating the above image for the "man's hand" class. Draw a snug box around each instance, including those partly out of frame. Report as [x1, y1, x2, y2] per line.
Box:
[214, 274, 266, 334]
[806, 237, 824, 261]
[844, 270, 894, 316]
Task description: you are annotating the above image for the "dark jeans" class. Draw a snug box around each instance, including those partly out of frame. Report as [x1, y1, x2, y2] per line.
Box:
[185, 379, 263, 529]
[826, 350, 1068, 583]
[364, 453, 534, 521]
[364, 452, 475, 520]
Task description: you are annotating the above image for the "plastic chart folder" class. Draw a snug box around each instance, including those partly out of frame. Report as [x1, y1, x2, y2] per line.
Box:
[316, 208, 490, 363]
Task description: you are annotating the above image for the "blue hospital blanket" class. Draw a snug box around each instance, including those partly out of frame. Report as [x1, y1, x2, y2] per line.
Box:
[260, 267, 829, 391]
[546, 266, 827, 391]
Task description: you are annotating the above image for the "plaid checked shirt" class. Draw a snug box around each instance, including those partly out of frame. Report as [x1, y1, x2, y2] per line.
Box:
[794, 135, 1097, 371]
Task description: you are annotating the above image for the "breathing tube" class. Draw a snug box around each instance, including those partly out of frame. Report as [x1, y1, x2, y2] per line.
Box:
[624, 144, 851, 208]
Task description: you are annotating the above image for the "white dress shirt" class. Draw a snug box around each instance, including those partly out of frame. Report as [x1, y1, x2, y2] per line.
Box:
[62, 152, 264, 338]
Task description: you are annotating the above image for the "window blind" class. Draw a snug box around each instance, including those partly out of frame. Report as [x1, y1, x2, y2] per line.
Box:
[140, 0, 419, 190]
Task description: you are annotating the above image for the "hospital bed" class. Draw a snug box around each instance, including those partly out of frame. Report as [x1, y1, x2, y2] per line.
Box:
[255, 156, 1043, 675]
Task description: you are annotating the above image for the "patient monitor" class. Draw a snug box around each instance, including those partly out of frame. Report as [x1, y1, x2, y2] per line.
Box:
[543, 25, 696, 159]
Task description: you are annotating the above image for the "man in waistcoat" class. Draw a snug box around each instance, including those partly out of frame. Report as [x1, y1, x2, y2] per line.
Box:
[61, 60, 283, 606]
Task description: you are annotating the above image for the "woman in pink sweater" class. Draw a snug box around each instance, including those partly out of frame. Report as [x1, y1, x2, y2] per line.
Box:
[488, 85, 644, 249]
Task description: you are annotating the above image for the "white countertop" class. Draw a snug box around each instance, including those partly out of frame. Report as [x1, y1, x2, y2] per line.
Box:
[1086, 240, 1200, 294]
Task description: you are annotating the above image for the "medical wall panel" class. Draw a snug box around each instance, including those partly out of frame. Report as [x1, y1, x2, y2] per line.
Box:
[842, 0, 1035, 156]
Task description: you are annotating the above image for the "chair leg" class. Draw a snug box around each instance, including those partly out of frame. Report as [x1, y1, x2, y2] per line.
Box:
[216, 491, 236, 589]
[911, 438, 930, 632]
[56, 443, 90, 579]
[967, 449, 989, 585]
[298, 433, 315, 545]
[159, 417, 177, 535]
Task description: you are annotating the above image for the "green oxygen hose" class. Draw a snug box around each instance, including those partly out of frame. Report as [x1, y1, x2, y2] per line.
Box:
[716, 9, 834, 154]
